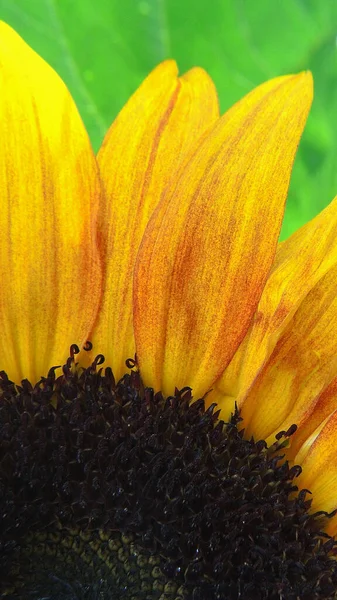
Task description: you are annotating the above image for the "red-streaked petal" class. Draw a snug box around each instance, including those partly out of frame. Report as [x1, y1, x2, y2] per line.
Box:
[88, 61, 219, 380]
[241, 263, 337, 444]
[210, 195, 337, 423]
[134, 73, 312, 398]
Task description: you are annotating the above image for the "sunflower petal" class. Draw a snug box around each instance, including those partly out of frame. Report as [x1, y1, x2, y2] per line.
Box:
[294, 410, 337, 536]
[0, 22, 102, 383]
[241, 262, 337, 444]
[289, 375, 337, 460]
[89, 61, 219, 380]
[134, 73, 313, 398]
[211, 194, 337, 419]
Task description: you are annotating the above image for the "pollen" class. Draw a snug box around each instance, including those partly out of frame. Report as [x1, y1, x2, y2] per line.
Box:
[1, 353, 337, 599]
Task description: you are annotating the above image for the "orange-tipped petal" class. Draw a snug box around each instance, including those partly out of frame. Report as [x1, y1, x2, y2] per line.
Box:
[294, 410, 337, 536]
[88, 61, 219, 381]
[211, 194, 337, 420]
[0, 22, 102, 384]
[134, 73, 313, 398]
[241, 261, 337, 444]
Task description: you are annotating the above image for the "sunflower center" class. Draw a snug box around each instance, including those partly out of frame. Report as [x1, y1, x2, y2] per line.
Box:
[1, 354, 337, 599]
[10, 528, 182, 599]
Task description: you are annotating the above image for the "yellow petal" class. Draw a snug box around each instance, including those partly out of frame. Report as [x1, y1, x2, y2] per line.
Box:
[241, 262, 337, 444]
[87, 61, 219, 380]
[294, 410, 337, 536]
[211, 194, 337, 420]
[288, 375, 337, 461]
[0, 22, 102, 384]
[134, 73, 313, 398]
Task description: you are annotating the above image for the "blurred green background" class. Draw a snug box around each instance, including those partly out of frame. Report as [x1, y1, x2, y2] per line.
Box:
[1, 0, 337, 239]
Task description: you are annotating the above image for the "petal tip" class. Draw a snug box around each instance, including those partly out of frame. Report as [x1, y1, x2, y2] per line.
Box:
[154, 59, 179, 78]
[292, 70, 314, 101]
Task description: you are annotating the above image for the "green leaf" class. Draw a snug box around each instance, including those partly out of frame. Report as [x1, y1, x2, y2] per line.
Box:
[1, 0, 337, 238]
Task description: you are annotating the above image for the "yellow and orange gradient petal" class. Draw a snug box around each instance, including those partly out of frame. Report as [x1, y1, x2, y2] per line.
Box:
[241, 263, 337, 445]
[134, 73, 313, 399]
[0, 22, 102, 384]
[294, 410, 337, 537]
[86, 61, 219, 381]
[207, 195, 337, 419]
[286, 363, 337, 535]
[226, 195, 337, 445]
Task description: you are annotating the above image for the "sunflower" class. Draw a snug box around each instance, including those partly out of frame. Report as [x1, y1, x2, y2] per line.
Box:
[1, 19, 337, 600]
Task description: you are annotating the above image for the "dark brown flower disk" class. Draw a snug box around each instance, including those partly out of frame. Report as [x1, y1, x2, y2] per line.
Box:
[1, 353, 337, 599]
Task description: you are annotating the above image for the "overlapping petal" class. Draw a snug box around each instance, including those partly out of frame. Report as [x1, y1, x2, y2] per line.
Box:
[134, 73, 313, 398]
[4, 14, 337, 575]
[88, 61, 219, 381]
[209, 195, 337, 415]
[0, 22, 102, 384]
[294, 410, 337, 536]
[228, 196, 337, 444]
[289, 375, 337, 461]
